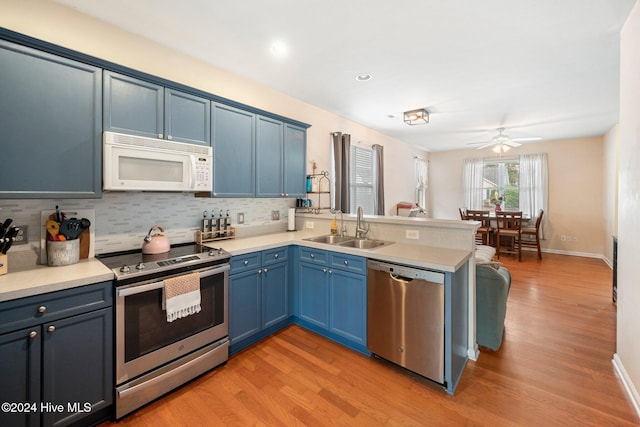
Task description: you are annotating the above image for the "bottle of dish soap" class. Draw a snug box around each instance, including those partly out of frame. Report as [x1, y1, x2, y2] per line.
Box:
[330, 219, 338, 236]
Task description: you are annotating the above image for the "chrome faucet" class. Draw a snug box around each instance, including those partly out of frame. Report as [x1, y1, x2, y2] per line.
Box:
[355, 206, 370, 239]
[336, 210, 346, 237]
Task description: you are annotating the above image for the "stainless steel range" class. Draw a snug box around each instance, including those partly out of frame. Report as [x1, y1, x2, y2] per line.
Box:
[98, 243, 231, 419]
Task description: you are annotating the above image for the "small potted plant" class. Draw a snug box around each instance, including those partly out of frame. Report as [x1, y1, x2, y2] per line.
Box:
[490, 191, 504, 211]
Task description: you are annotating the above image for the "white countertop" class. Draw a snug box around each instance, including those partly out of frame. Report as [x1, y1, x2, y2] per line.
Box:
[0, 258, 114, 303]
[208, 229, 472, 272]
[0, 230, 472, 303]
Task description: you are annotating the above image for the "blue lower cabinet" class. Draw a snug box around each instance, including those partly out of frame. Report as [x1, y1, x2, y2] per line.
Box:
[298, 262, 330, 329]
[0, 281, 113, 427]
[229, 250, 290, 353]
[229, 268, 261, 344]
[329, 268, 367, 347]
[295, 248, 368, 354]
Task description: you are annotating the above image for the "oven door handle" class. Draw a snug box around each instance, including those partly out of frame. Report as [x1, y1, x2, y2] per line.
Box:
[117, 264, 230, 297]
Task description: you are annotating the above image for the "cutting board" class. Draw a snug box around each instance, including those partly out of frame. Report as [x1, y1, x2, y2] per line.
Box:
[40, 209, 95, 265]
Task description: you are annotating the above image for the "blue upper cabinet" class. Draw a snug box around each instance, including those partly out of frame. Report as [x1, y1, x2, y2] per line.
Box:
[103, 71, 164, 139]
[255, 115, 284, 197]
[165, 88, 211, 145]
[255, 116, 307, 198]
[284, 123, 307, 197]
[104, 71, 210, 145]
[212, 103, 256, 197]
[0, 40, 102, 199]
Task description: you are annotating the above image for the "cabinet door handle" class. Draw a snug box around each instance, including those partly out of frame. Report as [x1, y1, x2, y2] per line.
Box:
[344, 260, 348, 265]
[243, 260, 249, 265]
[285, 193, 289, 197]
[167, 134, 173, 140]
[322, 268, 327, 273]
[281, 193, 285, 197]
[310, 254, 315, 259]
[29, 331, 38, 339]
[158, 133, 163, 139]
[257, 269, 262, 274]
[38, 306, 46, 313]
[47, 325, 55, 333]
[263, 268, 268, 273]
[329, 270, 332, 274]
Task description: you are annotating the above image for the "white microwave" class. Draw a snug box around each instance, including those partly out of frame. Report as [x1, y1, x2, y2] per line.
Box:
[103, 131, 212, 192]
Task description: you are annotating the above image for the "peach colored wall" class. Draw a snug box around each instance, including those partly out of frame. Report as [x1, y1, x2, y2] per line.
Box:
[0, 0, 426, 215]
[430, 136, 606, 257]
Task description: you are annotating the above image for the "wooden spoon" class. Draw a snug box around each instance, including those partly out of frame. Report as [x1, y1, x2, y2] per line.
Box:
[46, 220, 59, 241]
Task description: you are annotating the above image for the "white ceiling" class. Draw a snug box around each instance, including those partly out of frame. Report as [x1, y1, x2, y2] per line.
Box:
[55, 0, 635, 152]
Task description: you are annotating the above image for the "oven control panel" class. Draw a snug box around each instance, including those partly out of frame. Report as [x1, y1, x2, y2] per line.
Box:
[157, 255, 200, 267]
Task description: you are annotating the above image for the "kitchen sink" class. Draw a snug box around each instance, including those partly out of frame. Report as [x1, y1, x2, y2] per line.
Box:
[303, 235, 355, 245]
[337, 239, 392, 250]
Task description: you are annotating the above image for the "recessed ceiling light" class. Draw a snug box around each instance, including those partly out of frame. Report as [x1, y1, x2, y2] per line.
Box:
[355, 73, 372, 81]
[270, 42, 287, 56]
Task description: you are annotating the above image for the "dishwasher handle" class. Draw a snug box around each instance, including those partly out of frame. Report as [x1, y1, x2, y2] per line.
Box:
[389, 273, 413, 283]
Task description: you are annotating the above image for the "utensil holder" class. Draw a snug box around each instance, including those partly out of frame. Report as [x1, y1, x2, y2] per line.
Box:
[47, 239, 80, 266]
[0, 254, 7, 275]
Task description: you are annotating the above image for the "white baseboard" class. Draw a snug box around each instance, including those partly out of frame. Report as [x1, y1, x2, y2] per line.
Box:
[613, 353, 640, 418]
[468, 344, 479, 361]
[540, 247, 605, 259]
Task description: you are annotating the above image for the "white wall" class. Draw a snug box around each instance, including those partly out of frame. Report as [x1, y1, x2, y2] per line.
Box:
[615, 0, 640, 415]
[602, 125, 619, 266]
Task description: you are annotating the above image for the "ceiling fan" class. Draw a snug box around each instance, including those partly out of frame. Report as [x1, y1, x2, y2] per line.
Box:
[468, 128, 541, 153]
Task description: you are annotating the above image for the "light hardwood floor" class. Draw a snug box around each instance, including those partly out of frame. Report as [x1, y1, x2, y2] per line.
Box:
[101, 253, 639, 426]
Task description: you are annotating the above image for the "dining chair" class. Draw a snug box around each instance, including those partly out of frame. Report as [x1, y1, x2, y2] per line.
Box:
[495, 211, 523, 261]
[521, 209, 544, 259]
[465, 209, 493, 246]
[459, 207, 468, 220]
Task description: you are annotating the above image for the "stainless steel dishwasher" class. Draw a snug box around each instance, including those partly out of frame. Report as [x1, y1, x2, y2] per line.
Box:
[367, 259, 445, 383]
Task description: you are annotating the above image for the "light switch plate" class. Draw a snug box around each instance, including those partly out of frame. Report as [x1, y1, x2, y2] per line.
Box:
[237, 213, 245, 224]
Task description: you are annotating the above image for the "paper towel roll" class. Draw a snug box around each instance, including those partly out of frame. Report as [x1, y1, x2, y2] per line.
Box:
[288, 208, 296, 231]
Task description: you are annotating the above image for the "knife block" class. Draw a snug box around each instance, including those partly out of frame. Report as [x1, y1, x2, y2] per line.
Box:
[0, 254, 7, 275]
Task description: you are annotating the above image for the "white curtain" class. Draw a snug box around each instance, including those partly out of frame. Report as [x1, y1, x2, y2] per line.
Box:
[372, 144, 385, 215]
[519, 153, 548, 238]
[462, 158, 484, 210]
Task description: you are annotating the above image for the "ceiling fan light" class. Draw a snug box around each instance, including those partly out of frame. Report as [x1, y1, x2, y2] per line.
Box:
[403, 108, 429, 125]
[492, 144, 510, 154]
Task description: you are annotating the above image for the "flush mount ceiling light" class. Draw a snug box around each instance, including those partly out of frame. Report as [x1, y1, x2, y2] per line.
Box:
[403, 108, 429, 125]
[355, 73, 372, 81]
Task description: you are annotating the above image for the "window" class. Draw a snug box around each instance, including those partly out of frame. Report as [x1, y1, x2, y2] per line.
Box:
[463, 153, 547, 221]
[350, 144, 374, 214]
[415, 157, 428, 210]
[482, 158, 520, 211]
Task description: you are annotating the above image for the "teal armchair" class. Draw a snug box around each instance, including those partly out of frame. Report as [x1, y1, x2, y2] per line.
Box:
[476, 263, 511, 351]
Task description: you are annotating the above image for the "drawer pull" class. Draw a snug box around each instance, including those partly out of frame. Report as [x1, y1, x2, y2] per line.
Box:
[274, 253, 279, 259]
[263, 268, 268, 273]
[38, 306, 47, 314]
[243, 260, 249, 265]
[29, 331, 38, 339]
[47, 325, 55, 333]
[310, 254, 315, 259]
[257, 269, 262, 274]
[322, 268, 327, 273]
[344, 260, 348, 265]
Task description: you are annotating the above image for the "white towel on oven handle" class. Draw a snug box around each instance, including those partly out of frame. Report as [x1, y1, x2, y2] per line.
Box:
[162, 272, 201, 322]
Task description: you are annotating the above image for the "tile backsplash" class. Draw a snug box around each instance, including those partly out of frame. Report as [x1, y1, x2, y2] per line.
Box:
[1, 192, 294, 268]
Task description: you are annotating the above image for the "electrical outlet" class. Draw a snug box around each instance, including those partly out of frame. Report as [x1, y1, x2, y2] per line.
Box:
[560, 235, 566, 241]
[271, 210, 280, 221]
[14, 225, 28, 245]
[237, 213, 245, 224]
[405, 229, 419, 240]
[305, 221, 314, 229]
